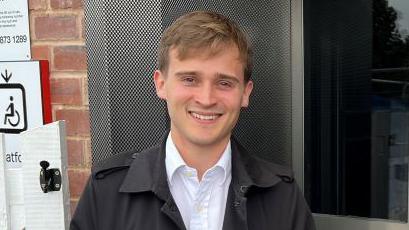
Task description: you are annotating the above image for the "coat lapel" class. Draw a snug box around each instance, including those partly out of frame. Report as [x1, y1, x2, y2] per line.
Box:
[119, 132, 186, 230]
[222, 184, 248, 230]
[153, 142, 186, 230]
[222, 138, 286, 230]
[222, 139, 252, 230]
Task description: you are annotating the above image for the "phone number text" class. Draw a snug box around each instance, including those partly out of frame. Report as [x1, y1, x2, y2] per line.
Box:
[0, 35, 28, 44]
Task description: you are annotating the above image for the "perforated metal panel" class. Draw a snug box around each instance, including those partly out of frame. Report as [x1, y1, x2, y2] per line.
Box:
[85, 0, 292, 166]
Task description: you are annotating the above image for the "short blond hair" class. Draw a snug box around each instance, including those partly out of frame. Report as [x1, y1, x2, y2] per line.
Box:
[158, 11, 253, 82]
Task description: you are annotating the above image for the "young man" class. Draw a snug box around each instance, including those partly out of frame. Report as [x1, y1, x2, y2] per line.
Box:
[71, 11, 315, 230]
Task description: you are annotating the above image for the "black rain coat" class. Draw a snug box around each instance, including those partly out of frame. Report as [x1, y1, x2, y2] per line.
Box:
[70, 136, 316, 230]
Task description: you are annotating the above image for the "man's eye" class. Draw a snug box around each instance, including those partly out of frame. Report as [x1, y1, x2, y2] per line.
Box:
[182, 77, 196, 85]
[219, 80, 233, 88]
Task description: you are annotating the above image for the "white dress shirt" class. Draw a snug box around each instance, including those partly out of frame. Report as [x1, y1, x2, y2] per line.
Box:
[165, 133, 232, 230]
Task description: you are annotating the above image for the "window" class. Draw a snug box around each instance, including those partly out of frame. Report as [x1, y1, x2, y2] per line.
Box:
[304, 0, 409, 222]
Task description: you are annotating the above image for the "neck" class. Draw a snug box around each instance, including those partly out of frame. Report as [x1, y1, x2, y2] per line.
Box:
[170, 133, 229, 180]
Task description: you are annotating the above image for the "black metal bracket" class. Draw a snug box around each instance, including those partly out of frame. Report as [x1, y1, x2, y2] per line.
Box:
[39, 160, 62, 193]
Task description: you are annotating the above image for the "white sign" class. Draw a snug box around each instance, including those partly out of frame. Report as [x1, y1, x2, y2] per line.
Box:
[0, 61, 50, 230]
[0, 0, 31, 61]
[0, 61, 48, 168]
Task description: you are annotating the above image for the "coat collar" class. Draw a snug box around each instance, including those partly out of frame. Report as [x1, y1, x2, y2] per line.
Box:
[119, 132, 293, 196]
[118, 133, 169, 200]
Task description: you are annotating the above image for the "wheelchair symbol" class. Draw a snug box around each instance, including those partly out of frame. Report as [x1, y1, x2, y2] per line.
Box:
[4, 96, 21, 127]
[0, 83, 27, 134]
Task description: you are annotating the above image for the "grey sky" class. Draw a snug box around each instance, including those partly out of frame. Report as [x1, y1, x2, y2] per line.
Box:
[389, 0, 409, 36]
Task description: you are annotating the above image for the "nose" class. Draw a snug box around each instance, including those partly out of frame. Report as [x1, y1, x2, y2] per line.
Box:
[195, 84, 216, 107]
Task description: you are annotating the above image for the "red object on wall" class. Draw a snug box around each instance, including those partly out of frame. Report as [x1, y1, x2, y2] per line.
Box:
[39, 60, 52, 124]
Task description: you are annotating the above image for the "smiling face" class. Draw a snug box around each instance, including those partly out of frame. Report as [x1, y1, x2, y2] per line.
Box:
[154, 46, 253, 151]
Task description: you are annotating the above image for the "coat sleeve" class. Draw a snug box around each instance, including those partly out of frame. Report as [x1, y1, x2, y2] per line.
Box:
[70, 176, 99, 230]
[291, 184, 316, 230]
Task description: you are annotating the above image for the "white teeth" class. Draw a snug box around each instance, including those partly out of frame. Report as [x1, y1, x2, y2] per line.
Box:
[191, 112, 218, 120]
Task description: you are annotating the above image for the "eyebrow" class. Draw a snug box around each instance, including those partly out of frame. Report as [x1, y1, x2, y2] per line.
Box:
[174, 71, 240, 83]
[174, 71, 199, 77]
[216, 73, 240, 83]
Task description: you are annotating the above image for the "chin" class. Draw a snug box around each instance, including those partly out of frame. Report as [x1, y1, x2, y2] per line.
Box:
[189, 134, 227, 147]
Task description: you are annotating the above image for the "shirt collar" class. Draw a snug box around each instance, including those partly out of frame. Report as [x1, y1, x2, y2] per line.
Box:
[119, 131, 288, 196]
[214, 140, 231, 186]
[165, 132, 186, 186]
[165, 132, 232, 186]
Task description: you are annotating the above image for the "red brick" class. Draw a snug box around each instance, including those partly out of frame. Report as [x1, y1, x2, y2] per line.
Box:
[54, 46, 87, 71]
[29, 0, 47, 10]
[70, 200, 78, 216]
[81, 16, 85, 40]
[68, 169, 90, 198]
[51, 78, 82, 105]
[56, 109, 90, 136]
[83, 78, 89, 105]
[67, 139, 84, 167]
[35, 16, 78, 40]
[50, 0, 83, 9]
[31, 45, 50, 61]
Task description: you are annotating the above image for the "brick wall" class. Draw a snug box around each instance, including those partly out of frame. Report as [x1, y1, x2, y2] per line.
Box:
[28, 0, 89, 215]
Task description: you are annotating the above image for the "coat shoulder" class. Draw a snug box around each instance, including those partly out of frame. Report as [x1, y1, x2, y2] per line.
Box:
[91, 149, 138, 179]
[252, 154, 295, 183]
[234, 139, 295, 184]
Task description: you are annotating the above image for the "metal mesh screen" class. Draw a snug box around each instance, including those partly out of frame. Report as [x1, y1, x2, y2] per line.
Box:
[85, 0, 292, 166]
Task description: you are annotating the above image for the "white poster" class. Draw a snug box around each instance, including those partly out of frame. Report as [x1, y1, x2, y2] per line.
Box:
[0, 61, 47, 230]
[0, 0, 31, 61]
[0, 61, 44, 169]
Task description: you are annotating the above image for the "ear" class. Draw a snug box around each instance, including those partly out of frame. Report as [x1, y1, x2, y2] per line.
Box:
[153, 70, 167, 100]
[241, 80, 253, 108]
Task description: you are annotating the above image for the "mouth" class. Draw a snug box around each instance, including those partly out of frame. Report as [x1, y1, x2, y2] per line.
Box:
[189, 111, 222, 121]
